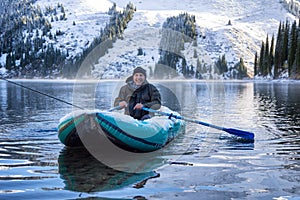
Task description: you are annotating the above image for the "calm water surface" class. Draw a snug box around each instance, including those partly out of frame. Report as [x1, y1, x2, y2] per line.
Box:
[0, 80, 299, 200]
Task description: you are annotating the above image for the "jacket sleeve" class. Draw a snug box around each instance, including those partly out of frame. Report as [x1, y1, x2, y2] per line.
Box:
[143, 84, 161, 110]
[114, 85, 127, 107]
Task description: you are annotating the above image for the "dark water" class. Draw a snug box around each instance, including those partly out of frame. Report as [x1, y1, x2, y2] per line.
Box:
[0, 80, 299, 200]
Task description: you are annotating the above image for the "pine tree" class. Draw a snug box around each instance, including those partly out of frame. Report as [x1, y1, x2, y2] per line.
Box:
[254, 52, 258, 76]
[221, 54, 228, 73]
[293, 40, 300, 78]
[283, 21, 289, 66]
[270, 34, 275, 75]
[263, 35, 270, 76]
[196, 59, 202, 79]
[288, 20, 297, 76]
[182, 57, 187, 77]
[274, 22, 283, 79]
[259, 41, 265, 76]
[235, 57, 248, 79]
[215, 54, 228, 75]
[256, 20, 300, 79]
[5, 53, 12, 71]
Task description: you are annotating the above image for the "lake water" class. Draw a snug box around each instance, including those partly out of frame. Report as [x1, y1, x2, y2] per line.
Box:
[0, 79, 299, 200]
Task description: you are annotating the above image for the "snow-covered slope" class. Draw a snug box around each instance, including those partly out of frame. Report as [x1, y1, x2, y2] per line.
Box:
[91, 0, 297, 78]
[33, 0, 114, 58]
[32, 0, 297, 79]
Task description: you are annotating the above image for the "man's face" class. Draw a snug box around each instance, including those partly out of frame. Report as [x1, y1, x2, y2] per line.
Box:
[133, 73, 145, 86]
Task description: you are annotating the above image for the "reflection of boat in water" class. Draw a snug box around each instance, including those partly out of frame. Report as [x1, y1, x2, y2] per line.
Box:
[58, 147, 159, 193]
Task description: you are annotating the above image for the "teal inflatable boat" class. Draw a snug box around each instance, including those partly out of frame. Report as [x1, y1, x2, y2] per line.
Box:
[58, 107, 185, 152]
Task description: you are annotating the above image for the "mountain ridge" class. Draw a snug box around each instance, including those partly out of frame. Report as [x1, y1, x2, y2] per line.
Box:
[92, 0, 297, 79]
[0, 0, 298, 79]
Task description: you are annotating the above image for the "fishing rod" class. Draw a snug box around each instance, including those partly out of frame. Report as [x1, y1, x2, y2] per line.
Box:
[0, 77, 84, 110]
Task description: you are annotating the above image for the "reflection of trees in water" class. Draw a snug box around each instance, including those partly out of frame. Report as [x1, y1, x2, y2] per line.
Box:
[0, 81, 75, 123]
[58, 147, 159, 193]
[254, 82, 300, 134]
[254, 82, 300, 163]
[1, 82, 71, 110]
[192, 82, 250, 102]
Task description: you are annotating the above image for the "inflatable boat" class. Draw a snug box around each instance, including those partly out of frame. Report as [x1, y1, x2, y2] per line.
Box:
[58, 107, 185, 152]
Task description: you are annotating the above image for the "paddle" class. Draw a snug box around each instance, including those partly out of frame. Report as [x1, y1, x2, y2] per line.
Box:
[108, 106, 122, 112]
[142, 107, 255, 141]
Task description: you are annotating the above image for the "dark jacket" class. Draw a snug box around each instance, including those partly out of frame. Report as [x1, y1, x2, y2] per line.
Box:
[114, 77, 161, 120]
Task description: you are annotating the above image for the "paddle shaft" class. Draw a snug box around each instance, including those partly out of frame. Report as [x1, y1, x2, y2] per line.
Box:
[143, 107, 254, 140]
[108, 105, 122, 112]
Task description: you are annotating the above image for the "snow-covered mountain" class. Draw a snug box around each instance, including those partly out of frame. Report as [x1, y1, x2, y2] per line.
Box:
[91, 0, 297, 79]
[0, 0, 297, 79]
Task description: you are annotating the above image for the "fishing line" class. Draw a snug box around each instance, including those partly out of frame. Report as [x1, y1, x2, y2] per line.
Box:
[0, 77, 84, 110]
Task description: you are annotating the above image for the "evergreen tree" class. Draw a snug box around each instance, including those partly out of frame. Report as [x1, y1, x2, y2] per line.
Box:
[108, 3, 117, 15]
[137, 47, 143, 56]
[221, 54, 228, 73]
[182, 58, 187, 77]
[195, 59, 202, 79]
[274, 22, 283, 79]
[288, 20, 298, 76]
[270, 34, 275, 75]
[257, 20, 300, 79]
[254, 52, 258, 76]
[293, 39, 300, 78]
[5, 53, 12, 71]
[215, 54, 228, 75]
[259, 41, 265, 76]
[282, 21, 289, 65]
[235, 57, 248, 79]
[263, 35, 270, 76]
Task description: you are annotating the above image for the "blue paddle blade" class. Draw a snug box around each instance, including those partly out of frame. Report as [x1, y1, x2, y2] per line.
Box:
[223, 128, 255, 141]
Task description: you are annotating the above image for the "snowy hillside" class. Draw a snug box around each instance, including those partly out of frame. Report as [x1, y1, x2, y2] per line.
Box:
[0, 0, 117, 76]
[1, 0, 297, 79]
[33, 0, 114, 58]
[91, 0, 297, 79]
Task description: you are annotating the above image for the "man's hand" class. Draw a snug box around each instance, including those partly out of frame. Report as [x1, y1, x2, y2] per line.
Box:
[119, 101, 128, 108]
[134, 103, 144, 110]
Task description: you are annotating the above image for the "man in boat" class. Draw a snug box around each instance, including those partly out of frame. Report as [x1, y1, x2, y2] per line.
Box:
[114, 67, 161, 120]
